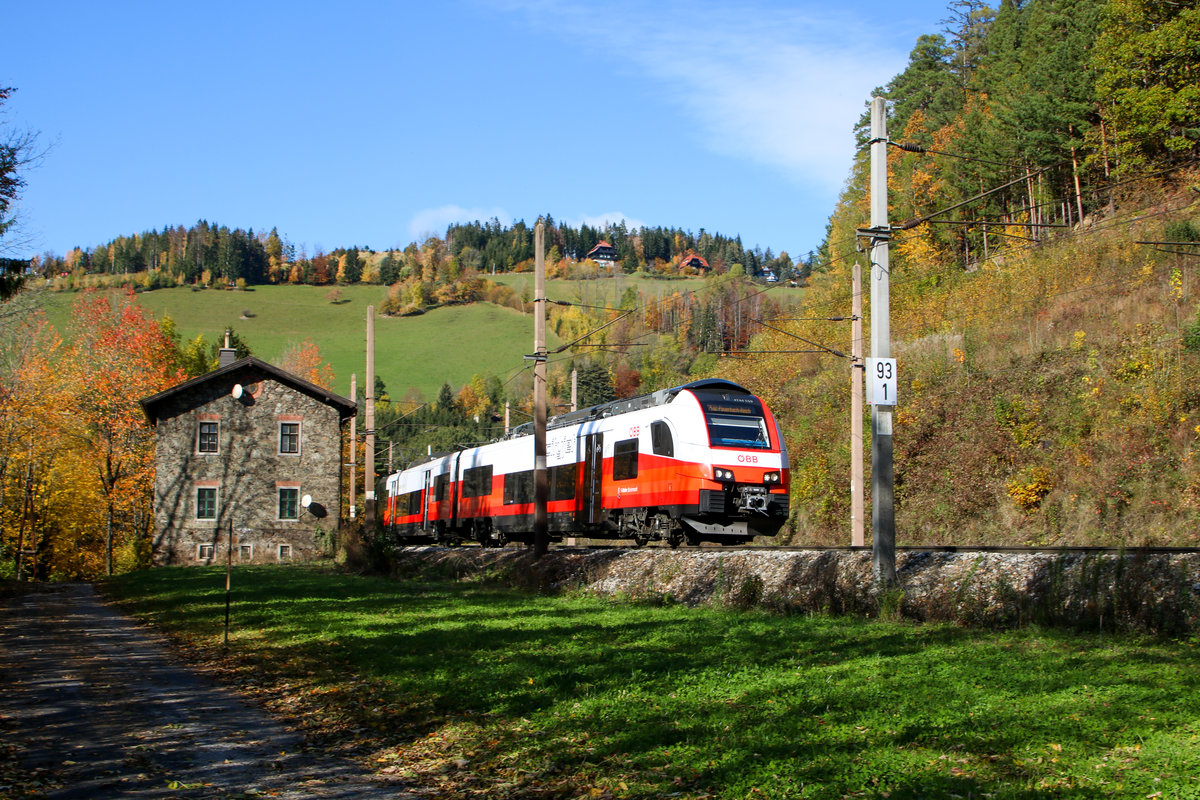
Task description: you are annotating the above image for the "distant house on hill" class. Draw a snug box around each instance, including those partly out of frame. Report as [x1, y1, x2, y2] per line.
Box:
[584, 241, 619, 266]
[139, 347, 356, 565]
[680, 254, 711, 273]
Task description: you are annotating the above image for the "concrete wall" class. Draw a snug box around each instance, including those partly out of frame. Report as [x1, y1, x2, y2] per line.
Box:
[151, 366, 344, 564]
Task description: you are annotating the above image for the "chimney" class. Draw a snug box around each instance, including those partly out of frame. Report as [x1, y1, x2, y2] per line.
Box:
[218, 329, 237, 368]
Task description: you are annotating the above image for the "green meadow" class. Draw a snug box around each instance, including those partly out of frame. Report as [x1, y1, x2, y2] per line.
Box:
[104, 563, 1200, 800]
[38, 285, 561, 402]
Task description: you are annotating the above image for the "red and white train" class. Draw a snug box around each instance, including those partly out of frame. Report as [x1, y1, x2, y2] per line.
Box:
[382, 379, 790, 547]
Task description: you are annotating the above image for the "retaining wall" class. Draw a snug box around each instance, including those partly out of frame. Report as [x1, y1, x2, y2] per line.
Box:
[390, 547, 1200, 635]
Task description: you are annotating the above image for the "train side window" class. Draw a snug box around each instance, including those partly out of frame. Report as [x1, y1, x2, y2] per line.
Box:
[613, 438, 639, 481]
[550, 463, 577, 500]
[650, 421, 674, 457]
[463, 465, 494, 498]
[435, 474, 449, 501]
[503, 470, 534, 505]
[404, 490, 422, 515]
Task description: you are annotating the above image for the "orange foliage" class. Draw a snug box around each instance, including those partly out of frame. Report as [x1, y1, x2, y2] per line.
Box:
[275, 338, 336, 390]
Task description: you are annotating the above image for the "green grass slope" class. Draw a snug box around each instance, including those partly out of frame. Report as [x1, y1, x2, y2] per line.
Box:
[41, 285, 560, 401]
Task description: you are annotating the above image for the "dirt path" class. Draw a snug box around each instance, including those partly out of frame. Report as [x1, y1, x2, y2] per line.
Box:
[0, 583, 415, 799]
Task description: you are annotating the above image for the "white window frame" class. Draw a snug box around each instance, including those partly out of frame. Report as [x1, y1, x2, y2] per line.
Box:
[238, 544, 253, 560]
[197, 543, 215, 560]
[278, 544, 292, 560]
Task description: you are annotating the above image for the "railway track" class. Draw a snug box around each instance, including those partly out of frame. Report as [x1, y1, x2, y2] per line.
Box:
[406, 542, 1200, 556]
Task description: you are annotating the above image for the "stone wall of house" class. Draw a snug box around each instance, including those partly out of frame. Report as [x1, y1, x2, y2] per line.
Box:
[151, 366, 345, 565]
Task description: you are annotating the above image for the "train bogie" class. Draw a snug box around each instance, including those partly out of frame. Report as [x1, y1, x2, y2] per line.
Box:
[382, 379, 790, 547]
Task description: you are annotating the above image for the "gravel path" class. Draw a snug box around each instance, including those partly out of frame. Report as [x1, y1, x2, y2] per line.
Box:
[0, 583, 416, 799]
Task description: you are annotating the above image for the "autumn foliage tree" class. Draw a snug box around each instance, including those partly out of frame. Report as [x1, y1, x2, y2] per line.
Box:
[64, 289, 186, 574]
[275, 338, 335, 390]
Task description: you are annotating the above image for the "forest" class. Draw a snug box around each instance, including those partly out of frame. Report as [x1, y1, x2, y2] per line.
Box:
[31, 217, 804, 291]
[2, 0, 1200, 577]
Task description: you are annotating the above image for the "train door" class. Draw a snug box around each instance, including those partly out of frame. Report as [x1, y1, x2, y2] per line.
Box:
[578, 432, 604, 524]
[421, 469, 431, 531]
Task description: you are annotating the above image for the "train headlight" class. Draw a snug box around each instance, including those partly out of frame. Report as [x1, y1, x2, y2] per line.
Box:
[764, 471, 781, 484]
[714, 467, 735, 482]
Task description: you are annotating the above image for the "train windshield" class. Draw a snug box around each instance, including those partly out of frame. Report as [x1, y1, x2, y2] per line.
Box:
[694, 390, 772, 449]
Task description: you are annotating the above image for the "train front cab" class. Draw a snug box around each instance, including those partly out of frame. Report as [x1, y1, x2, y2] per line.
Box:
[581, 381, 790, 546]
[676, 384, 790, 542]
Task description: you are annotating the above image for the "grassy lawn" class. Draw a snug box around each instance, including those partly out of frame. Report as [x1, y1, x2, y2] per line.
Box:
[37, 286, 560, 401]
[102, 563, 1200, 799]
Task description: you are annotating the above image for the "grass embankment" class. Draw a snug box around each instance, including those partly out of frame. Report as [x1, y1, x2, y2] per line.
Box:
[39, 285, 561, 401]
[104, 563, 1200, 799]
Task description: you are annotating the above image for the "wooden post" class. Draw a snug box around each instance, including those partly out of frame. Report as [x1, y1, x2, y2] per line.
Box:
[533, 222, 549, 557]
[349, 373, 357, 520]
[365, 306, 376, 527]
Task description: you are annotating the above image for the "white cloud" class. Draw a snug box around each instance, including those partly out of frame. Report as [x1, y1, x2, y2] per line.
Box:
[487, 0, 911, 191]
[407, 204, 510, 242]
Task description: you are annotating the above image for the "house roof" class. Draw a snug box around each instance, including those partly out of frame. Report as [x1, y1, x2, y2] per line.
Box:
[585, 241, 618, 260]
[139, 356, 358, 425]
[681, 253, 710, 269]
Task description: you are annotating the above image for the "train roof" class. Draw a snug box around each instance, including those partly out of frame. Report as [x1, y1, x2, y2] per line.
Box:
[395, 380, 758, 472]
[509, 378, 754, 438]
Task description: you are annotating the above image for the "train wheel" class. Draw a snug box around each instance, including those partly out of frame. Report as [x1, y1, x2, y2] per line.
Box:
[667, 530, 685, 548]
[633, 533, 650, 547]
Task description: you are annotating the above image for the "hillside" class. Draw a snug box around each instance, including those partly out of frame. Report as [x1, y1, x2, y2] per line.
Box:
[40, 284, 563, 403]
[698, 0, 1200, 547]
[722, 171, 1200, 548]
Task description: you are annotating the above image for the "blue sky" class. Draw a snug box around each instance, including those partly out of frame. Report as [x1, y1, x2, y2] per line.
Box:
[6, 0, 951, 263]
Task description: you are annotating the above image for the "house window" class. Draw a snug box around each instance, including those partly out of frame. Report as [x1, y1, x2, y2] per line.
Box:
[279, 422, 301, 454]
[197, 421, 219, 453]
[238, 544, 253, 560]
[196, 487, 218, 520]
[278, 544, 292, 560]
[197, 543, 215, 560]
[613, 438, 639, 481]
[278, 487, 300, 520]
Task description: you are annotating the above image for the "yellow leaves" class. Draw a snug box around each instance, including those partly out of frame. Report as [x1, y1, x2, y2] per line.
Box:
[1007, 467, 1055, 512]
[1170, 267, 1184, 302]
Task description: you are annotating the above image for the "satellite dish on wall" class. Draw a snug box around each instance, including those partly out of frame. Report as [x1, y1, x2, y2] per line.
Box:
[231, 384, 244, 400]
[301, 494, 312, 509]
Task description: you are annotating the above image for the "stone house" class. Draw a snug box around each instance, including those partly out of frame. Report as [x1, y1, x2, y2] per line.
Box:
[139, 352, 357, 564]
